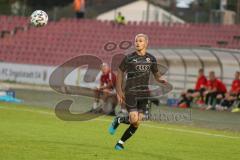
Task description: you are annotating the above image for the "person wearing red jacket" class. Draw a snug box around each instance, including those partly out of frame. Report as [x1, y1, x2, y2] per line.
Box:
[192, 68, 208, 103]
[204, 71, 227, 110]
[217, 71, 240, 111]
[178, 68, 207, 108]
[92, 63, 117, 114]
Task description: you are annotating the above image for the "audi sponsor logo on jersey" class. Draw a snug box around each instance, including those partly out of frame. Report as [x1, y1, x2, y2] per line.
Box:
[135, 64, 150, 72]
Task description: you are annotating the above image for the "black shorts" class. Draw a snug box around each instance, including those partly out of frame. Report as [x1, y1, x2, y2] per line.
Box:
[124, 93, 148, 113]
[187, 89, 195, 94]
[187, 88, 205, 97]
[199, 88, 206, 97]
[217, 92, 226, 98]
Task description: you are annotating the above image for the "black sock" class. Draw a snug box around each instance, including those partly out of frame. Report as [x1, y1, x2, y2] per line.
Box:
[120, 124, 138, 142]
[216, 98, 221, 105]
[186, 97, 193, 107]
[113, 116, 129, 129]
[118, 116, 130, 124]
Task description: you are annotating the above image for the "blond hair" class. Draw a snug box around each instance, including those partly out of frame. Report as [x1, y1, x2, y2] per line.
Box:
[135, 33, 149, 43]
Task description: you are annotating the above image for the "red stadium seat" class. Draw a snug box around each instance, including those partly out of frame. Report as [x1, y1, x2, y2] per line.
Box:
[0, 17, 240, 66]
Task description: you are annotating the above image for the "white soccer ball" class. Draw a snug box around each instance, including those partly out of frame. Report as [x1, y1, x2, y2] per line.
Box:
[30, 10, 48, 27]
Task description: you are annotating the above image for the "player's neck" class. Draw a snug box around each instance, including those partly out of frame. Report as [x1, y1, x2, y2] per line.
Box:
[136, 50, 146, 56]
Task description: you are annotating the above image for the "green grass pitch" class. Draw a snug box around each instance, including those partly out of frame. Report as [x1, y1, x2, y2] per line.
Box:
[0, 102, 240, 160]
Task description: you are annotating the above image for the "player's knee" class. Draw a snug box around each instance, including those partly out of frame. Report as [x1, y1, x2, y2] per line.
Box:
[129, 113, 138, 124]
[130, 117, 138, 124]
[130, 118, 140, 127]
[217, 94, 223, 99]
[132, 121, 140, 127]
[129, 114, 142, 127]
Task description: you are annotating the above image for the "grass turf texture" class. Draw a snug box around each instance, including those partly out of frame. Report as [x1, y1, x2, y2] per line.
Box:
[0, 102, 240, 160]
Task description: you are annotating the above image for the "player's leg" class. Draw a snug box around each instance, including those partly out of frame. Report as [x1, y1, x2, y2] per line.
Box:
[206, 92, 217, 110]
[215, 93, 225, 110]
[114, 99, 146, 150]
[178, 91, 188, 106]
[108, 93, 134, 135]
[199, 88, 206, 101]
[220, 99, 234, 111]
[92, 88, 101, 110]
[101, 89, 110, 101]
[115, 111, 141, 150]
[178, 89, 194, 108]
[204, 91, 210, 105]
[232, 98, 240, 112]
[194, 88, 206, 105]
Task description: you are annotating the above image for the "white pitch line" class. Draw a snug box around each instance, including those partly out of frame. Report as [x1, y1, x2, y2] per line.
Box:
[93, 118, 240, 140]
[1, 105, 240, 139]
[142, 123, 240, 139]
[0, 105, 54, 116]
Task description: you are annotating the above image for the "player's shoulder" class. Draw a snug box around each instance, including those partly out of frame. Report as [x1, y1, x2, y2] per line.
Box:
[125, 52, 137, 58]
[146, 52, 157, 62]
[216, 79, 224, 84]
[122, 52, 137, 62]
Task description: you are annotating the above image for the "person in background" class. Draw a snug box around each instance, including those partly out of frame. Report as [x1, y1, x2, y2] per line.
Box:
[192, 68, 208, 104]
[178, 68, 207, 108]
[216, 71, 240, 111]
[92, 63, 117, 113]
[73, 0, 85, 19]
[204, 71, 227, 110]
[114, 12, 126, 25]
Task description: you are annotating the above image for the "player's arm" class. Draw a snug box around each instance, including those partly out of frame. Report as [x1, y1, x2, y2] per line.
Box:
[100, 73, 116, 90]
[151, 57, 166, 84]
[153, 72, 167, 84]
[116, 69, 125, 104]
[205, 85, 217, 94]
[117, 55, 128, 104]
[99, 81, 111, 90]
[210, 87, 217, 92]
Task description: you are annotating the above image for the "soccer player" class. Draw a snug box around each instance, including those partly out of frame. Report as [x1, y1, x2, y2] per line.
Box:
[108, 34, 167, 150]
[92, 63, 116, 114]
[204, 71, 227, 110]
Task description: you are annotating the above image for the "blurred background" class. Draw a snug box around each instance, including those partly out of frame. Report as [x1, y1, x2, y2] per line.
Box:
[0, 0, 239, 23]
[1, 2, 240, 159]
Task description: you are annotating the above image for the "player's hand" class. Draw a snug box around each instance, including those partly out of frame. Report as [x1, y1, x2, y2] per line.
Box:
[117, 91, 125, 104]
[158, 76, 167, 84]
[203, 91, 209, 95]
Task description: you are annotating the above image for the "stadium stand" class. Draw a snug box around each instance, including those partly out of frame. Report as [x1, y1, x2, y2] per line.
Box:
[0, 17, 240, 66]
[0, 16, 28, 34]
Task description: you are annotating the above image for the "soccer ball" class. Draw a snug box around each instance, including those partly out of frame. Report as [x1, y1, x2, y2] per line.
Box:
[30, 10, 48, 27]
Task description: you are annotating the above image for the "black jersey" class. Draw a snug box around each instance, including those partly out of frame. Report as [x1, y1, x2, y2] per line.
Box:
[119, 52, 158, 92]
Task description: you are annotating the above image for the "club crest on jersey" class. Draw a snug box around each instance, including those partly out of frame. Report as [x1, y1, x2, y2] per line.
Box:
[136, 64, 150, 72]
[146, 58, 151, 63]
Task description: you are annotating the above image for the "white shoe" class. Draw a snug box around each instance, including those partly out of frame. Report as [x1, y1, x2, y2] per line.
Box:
[93, 102, 98, 110]
[206, 105, 212, 110]
[223, 107, 228, 111]
[215, 105, 223, 111]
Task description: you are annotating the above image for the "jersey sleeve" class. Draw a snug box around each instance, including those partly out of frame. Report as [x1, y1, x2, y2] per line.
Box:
[151, 56, 158, 74]
[119, 55, 128, 72]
